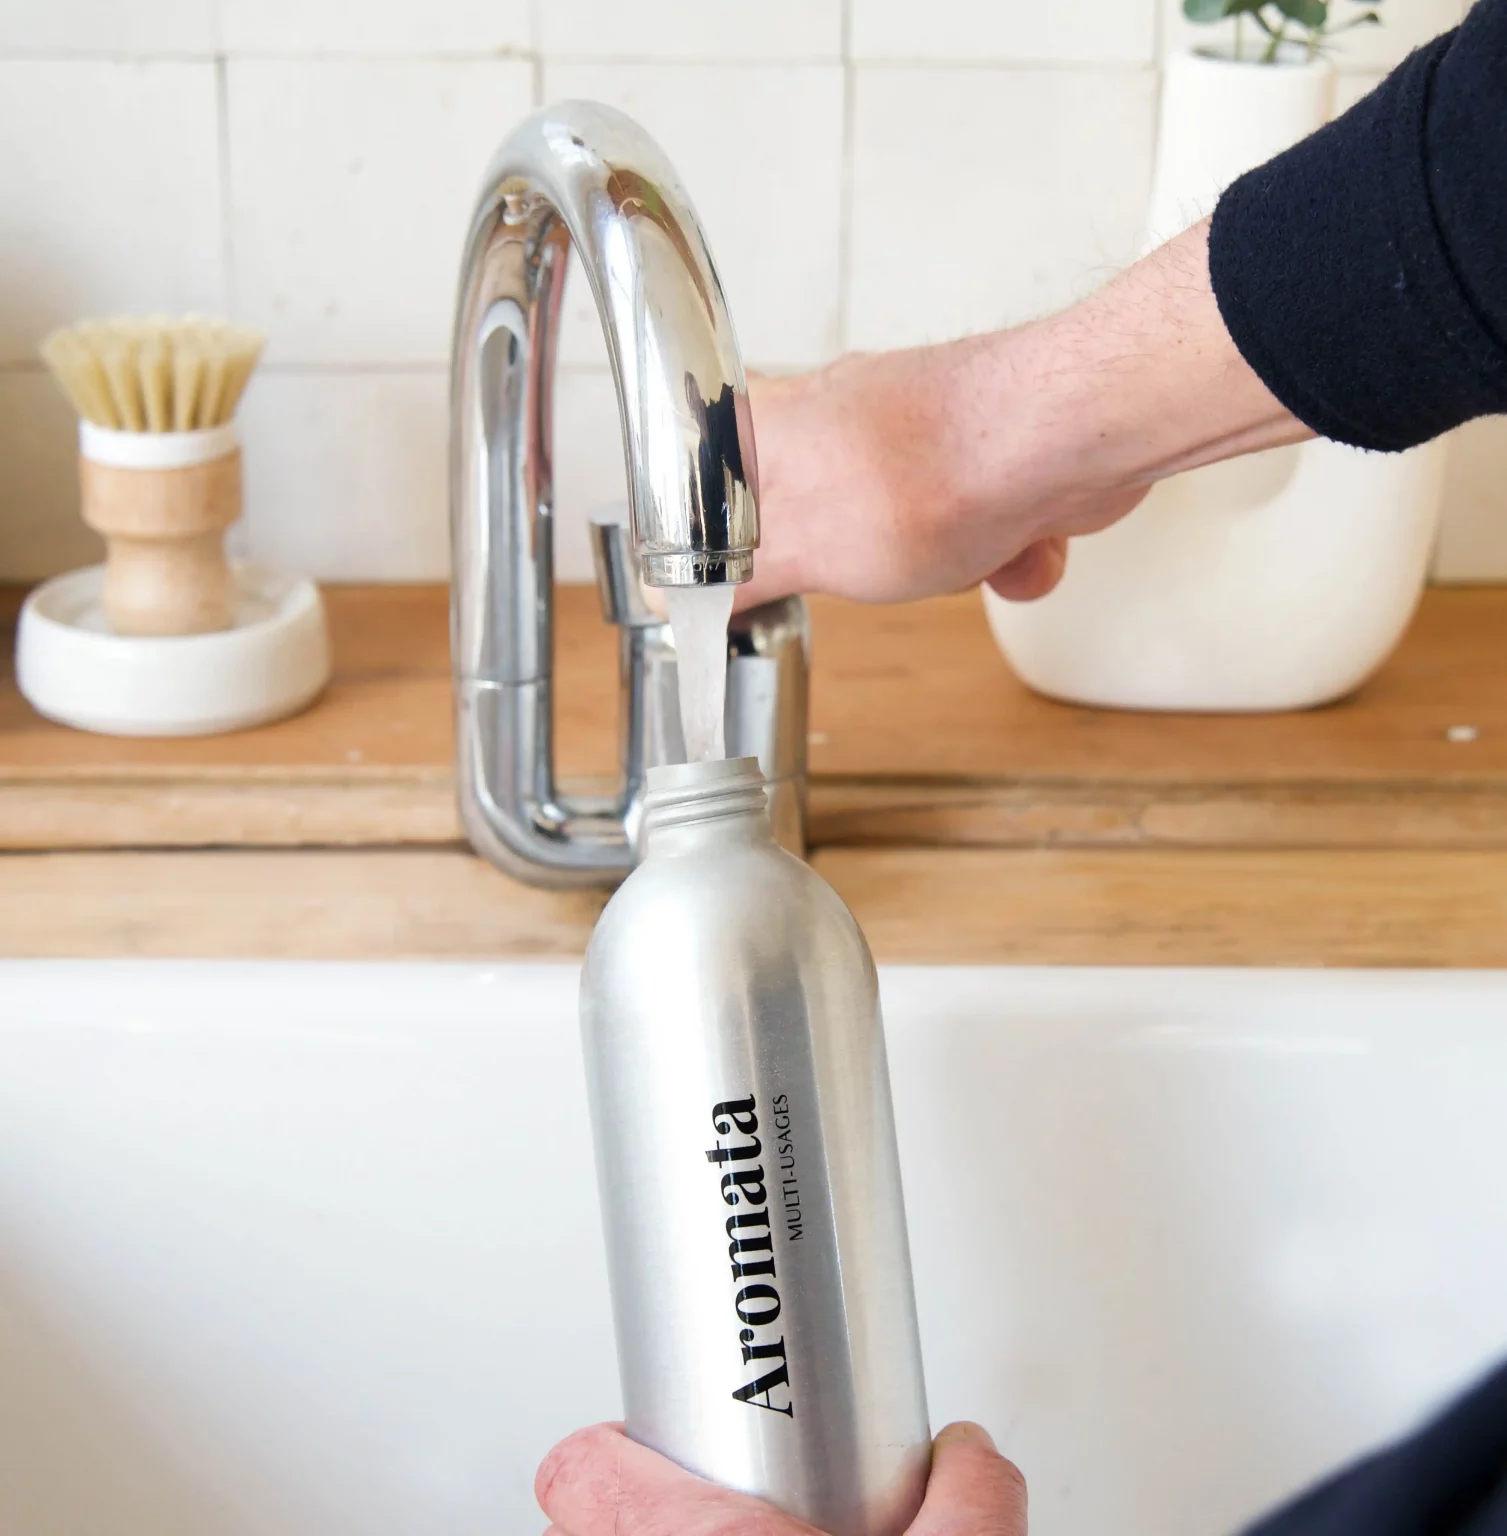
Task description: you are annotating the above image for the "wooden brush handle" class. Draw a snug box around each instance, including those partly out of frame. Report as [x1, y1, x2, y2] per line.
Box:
[79, 450, 241, 636]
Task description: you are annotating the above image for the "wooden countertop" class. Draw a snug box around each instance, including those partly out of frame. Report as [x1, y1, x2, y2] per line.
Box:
[6, 582, 1507, 965]
[7, 844, 1505, 967]
[6, 583, 1507, 851]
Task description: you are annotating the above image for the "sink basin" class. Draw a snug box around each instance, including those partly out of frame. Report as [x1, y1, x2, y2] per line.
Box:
[1, 962, 1503, 1536]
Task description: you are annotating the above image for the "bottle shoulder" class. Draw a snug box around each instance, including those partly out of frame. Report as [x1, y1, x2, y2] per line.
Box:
[585, 840, 871, 978]
[603, 838, 839, 915]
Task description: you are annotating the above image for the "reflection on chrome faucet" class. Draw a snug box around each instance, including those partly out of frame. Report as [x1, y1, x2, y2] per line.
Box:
[449, 102, 807, 887]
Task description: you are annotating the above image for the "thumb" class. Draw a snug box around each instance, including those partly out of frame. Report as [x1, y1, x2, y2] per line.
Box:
[907, 1423, 1028, 1536]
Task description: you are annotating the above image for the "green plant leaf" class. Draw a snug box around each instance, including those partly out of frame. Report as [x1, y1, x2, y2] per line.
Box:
[1183, 0, 1234, 21]
[1275, 0, 1328, 26]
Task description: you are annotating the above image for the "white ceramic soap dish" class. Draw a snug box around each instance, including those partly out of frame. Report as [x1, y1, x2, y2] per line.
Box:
[16, 563, 331, 737]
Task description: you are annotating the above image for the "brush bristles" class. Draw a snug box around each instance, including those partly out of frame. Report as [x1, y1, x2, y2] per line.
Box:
[40, 316, 266, 432]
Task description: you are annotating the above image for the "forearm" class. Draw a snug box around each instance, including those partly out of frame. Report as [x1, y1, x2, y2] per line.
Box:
[935, 219, 1309, 519]
[745, 219, 1307, 606]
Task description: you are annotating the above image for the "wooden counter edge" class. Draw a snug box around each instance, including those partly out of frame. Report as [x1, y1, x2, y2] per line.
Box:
[10, 774, 1507, 852]
[6, 844, 1507, 967]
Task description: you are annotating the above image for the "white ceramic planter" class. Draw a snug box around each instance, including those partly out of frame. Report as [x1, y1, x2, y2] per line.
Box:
[1144, 46, 1332, 250]
[986, 48, 1448, 712]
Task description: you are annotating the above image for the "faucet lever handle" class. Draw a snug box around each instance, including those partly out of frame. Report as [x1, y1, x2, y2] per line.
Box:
[590, 510, 661, 630]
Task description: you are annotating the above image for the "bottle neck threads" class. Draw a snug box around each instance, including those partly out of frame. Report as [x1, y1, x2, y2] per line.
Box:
[643, 757, 770, 844]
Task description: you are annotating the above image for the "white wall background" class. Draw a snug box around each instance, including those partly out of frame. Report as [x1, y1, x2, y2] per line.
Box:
[0, 0, 1498, 587]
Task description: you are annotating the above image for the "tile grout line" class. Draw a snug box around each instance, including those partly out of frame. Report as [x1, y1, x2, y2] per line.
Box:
[529, 0, 544, 105]
[1151, 0, 1166, 199]
[214, 52, 237, 321]
[1, 360, 834, 378]
[837, 0, 856, 355]
[0, 48, 534, 64]
[214, 9, 250, 565]
[0, 50, 1191, 73]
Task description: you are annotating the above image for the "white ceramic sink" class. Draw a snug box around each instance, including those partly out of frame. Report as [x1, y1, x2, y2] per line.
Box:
[1, 963, 1504, 1536]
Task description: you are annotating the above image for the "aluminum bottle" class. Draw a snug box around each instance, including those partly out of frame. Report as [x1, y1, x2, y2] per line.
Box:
[579, 756, 931, 1536]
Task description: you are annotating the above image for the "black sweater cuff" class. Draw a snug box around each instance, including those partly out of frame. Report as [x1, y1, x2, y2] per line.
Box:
[1209, 19, 1507, 453]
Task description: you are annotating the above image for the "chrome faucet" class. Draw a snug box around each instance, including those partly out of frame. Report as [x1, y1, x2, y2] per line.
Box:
[449, 102, 808, 887]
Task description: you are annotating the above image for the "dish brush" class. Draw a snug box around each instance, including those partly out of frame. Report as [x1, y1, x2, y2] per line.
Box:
[39, 316, 266, 636]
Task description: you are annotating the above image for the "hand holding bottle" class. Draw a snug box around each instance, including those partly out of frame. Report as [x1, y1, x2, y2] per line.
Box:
[536, 1421, 1028, 1536]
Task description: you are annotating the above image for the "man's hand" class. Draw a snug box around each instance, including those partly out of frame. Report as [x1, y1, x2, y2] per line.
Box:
[737, 217, 1307, 611]
[536, 1420, 1027, 1536]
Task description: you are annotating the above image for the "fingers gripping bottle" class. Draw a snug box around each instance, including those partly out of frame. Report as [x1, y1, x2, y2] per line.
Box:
[579, 757, 931, 1535]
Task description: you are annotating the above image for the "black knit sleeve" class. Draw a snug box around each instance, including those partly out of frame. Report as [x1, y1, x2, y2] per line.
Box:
[1209, 0, 1507, 453]
[1239, 1359, 1507, 1536]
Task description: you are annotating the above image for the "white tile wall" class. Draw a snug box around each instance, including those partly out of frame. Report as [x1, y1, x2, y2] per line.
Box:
[539, 0, 842, 62]
[237, 371, 449, 581]
[543, 61, 844, 369]
[227, 59, 533, 365]
[853, 0, 1156, 64]
[849, 66, 1157, 348]
[553, 368, 630, 581]
[0, 0, 212, 56]
[218, 0, 530, 56]
[0, 0, 1497, 589]
[0, 60, 223, 363]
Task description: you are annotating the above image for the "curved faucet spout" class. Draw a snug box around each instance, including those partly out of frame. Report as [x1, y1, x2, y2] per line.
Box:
[449, 102, 776, 887]
[454, 101, 757, 625]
